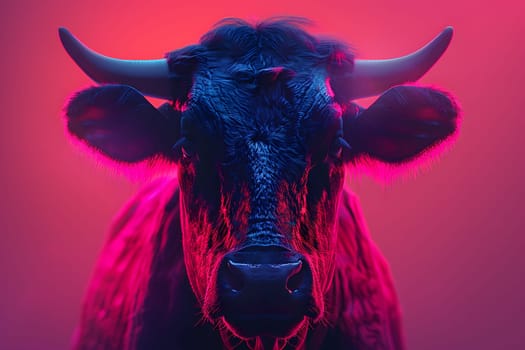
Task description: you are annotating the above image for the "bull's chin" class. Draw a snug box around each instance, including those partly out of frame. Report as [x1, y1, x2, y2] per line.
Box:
[222, 314, 307, 339]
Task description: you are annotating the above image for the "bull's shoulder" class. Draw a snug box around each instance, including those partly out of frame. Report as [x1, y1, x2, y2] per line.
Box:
[106, 176, 181, 243]
[334, 188, 375, 267]
[325, 188, 405, 350]
[72, 177, 184, 349]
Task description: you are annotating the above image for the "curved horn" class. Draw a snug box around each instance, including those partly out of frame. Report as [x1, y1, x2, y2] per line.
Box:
[58, 27, 172, 99]
[345, 27, 454, 100]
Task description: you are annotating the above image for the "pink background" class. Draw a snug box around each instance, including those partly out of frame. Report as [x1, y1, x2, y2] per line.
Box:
[1, 0, 523, 349]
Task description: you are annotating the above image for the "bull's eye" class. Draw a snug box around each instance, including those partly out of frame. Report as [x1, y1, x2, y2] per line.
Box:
[329, 140, 343, 159]
[328, 137, 351, 160]
[327, 137, 343, 159]
[181, 144, 195, 159]
[173, 137, 197, 161]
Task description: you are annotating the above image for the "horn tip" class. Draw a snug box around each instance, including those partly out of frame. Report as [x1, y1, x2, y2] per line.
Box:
[58, 27, 74, 48]
[441, 26, 454, 42]
[429, 26, 454, 55]
[58, 27, 69, 38]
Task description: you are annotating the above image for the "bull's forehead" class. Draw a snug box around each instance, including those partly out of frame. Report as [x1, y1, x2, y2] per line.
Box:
[195, 64, 331, 112]
[186, 68, 339, 176]
[189, 67, 336, 140]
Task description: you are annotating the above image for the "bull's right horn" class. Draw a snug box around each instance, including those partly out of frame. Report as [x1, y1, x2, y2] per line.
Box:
[58, 27, 173, 100]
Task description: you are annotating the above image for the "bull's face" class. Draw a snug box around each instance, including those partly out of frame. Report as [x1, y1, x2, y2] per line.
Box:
[60, 18, 459, 343]
[177, 68, 347, 338]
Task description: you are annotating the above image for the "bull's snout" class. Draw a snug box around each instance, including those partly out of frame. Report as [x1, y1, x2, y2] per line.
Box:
[216, 246, 316, 338]
[223, 258, 304, 295]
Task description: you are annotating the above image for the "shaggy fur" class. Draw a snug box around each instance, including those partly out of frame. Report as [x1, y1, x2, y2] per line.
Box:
[71, 178, 404, 350]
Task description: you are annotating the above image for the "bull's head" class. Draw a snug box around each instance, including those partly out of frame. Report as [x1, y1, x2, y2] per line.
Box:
[60, 19, 459, 344]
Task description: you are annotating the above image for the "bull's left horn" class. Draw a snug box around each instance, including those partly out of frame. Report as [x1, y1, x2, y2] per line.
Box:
[344, 27, 454, 100]
[58, 27, 172, 99]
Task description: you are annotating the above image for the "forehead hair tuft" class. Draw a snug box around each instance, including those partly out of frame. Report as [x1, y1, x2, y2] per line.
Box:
[166, 17, 355, 80]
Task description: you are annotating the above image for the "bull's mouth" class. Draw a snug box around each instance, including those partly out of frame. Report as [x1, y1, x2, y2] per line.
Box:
[214, 246, 320, 339]
[222, 313, 307, 339]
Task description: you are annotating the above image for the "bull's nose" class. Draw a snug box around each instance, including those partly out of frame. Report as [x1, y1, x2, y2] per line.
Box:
[223, 259, 304, 295]
[216, 247, 317, 337]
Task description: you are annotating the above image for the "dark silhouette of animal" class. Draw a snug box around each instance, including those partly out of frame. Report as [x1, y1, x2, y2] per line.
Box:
[59, 18, 459, 350]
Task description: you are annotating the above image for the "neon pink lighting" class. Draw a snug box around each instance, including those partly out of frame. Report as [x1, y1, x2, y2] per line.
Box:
[71, 178, 180, 348]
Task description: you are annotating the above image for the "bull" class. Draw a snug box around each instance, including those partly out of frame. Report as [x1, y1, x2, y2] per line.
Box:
[59, 18, 459, 350]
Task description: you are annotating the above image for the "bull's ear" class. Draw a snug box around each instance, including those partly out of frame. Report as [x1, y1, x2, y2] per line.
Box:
[65, 85, 180, 163]
[343, 85, 459, 163]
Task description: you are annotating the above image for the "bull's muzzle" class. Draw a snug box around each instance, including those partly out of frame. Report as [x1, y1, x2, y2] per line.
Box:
[216, 246, 317, 338]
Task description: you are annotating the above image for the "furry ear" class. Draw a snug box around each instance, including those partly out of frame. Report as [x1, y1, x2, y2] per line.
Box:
[343, 85, 460, 164]
[65, 85, 180, 163]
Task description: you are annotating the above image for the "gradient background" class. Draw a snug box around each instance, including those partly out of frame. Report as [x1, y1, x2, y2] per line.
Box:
[1, 0, 523, 349]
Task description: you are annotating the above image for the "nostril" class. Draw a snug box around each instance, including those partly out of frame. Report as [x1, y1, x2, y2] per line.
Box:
[285, 261, 304, 293]
[225, 260, 244, 292]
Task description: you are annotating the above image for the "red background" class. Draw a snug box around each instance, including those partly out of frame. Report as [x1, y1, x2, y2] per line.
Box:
[1, 0, 523, 349]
